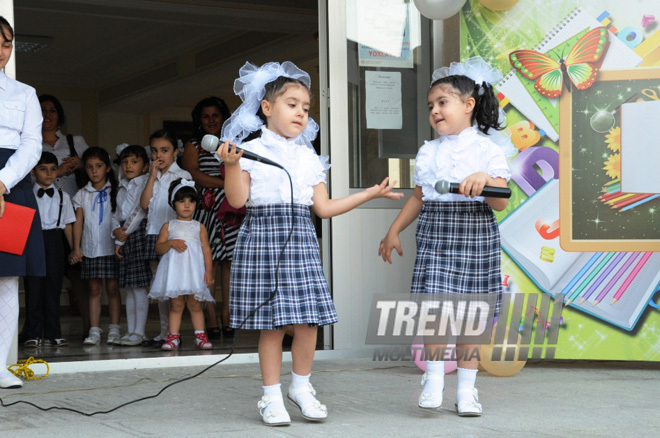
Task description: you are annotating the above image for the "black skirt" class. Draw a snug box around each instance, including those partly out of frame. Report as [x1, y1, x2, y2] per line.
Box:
[0, 148, 45, 277]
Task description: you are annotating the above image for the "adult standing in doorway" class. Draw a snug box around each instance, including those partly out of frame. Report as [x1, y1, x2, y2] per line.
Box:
[0, 16, 45, 389]
[181, 97, 240, 339]
[38, 93, 90, 338]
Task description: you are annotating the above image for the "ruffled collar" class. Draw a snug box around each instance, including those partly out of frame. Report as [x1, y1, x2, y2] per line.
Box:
[82, 180, 111, 193]
[440, 126, 479, 152]
[260, 126, 302, 149]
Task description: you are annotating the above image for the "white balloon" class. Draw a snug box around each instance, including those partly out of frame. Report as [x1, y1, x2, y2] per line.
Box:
[413, 0, 467, 20]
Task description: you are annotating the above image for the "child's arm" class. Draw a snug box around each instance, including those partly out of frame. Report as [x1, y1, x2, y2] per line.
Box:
[140, 160, 159, 210]
[217, 141, 251, 208]
[379, 185, 424, 264]
[199, 224, 214, 287]
[311, 177, 403, 219]
[70, 207, 84, 264]
[64, 223, 73, 251]
[115, 244, 123, 259]
[155, 223, 188, 255]
[459, 172, 509, 211]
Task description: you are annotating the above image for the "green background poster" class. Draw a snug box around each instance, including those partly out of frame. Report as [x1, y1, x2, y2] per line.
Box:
[460, 0, 660, 360]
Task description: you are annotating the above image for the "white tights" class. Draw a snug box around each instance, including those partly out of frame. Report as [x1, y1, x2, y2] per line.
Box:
[0, 277, 18, 368]
[125, 287, 149, 336]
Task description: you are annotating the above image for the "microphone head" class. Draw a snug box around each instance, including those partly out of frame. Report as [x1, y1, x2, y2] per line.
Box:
[434, 180, 450, 194]
[200, 134, 219, 153]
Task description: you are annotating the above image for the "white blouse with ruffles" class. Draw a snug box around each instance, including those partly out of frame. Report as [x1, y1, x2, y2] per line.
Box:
[239, 127, 329, 206]
[413, 126, 511, 202]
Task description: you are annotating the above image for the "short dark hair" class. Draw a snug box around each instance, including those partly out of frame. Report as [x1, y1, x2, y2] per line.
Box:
[38, 94, 66, 127]
[119, 144, 149, 164]
[168, 178, 199, 210]
[36, 151, 58, 167]
[0, 16, 13, 42]
[149, 129, 178, 150]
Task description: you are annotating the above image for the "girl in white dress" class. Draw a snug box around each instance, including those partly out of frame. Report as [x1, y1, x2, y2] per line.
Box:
[149, 178, 214, 350]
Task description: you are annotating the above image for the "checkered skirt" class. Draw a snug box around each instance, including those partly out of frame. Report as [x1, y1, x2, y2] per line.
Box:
[411, 201, 502, 314]
[118, 219, 152, 287]
[229, 204, 338, 330]
[81, 255, 118, 279]
[144, 233, 162, 261]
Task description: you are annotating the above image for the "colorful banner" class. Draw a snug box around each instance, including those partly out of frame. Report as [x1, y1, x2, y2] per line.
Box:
[461, 0, 660, 360]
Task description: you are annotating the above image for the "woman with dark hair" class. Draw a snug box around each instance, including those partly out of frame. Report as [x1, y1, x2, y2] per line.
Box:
[39, 94, 89, 199]
[0, 16, 45, 389]
[181, 96, 239, 339]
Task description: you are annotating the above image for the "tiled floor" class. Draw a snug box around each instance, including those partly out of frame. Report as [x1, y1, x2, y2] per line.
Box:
[17, 305, 313, 363]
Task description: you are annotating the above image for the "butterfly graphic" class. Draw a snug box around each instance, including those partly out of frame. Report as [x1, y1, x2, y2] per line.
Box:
[509, 27, 610, 98]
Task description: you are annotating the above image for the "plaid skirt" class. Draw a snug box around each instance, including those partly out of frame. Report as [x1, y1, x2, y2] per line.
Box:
[411, 201, 502, 315]
[118, 219, 152, 287]
[229, 204, 337, 330]
[82, 255, 118, 279]
[144, 233, 162, 261]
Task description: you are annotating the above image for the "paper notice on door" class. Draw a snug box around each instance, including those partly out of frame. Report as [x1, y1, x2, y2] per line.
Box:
[365, 70, 402, 130]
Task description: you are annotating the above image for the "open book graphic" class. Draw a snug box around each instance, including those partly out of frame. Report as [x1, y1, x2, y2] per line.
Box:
[497, 7, 642, 142]
[499, 179, 660, 331]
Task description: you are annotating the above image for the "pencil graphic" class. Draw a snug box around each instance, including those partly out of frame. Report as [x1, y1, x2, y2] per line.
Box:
[561, 253, 603, 305]
[580, 252, 626, 304]
[611, 252, 653, 305]
[566, 253, 612, 306]
[610, 193, 653, 209]
[619, 194, 660, 212]
[592, 252, 640, 306]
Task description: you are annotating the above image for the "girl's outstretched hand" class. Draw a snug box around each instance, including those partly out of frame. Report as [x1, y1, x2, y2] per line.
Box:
[217, 140, 243, 166]
[365, 177, 404, 201]
[378, 232, 403, 264]
[169, 239, 188, 253]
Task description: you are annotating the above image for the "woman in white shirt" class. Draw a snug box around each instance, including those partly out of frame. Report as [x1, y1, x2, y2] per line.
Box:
[0, 16, 44, 390]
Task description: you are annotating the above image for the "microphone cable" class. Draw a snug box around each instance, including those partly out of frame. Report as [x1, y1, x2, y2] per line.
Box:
[0, 166, 296, 416]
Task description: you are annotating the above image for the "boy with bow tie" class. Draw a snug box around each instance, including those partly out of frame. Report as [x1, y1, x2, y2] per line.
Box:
[22, 151, 76, 347]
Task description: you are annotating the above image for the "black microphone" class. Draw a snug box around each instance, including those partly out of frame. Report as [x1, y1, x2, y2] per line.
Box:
[200, 134, 283, 169]
[434, 179, 511, 198]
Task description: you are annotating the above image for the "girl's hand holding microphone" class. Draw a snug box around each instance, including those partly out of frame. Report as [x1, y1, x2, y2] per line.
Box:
[217, 140, 243, 165]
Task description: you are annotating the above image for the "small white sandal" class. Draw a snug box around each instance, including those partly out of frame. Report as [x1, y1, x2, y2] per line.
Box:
[418, 373, 443, 409]
[287, 383, 328, 421]
[258, 394, 291, 426]
[455, 388, 482, 417]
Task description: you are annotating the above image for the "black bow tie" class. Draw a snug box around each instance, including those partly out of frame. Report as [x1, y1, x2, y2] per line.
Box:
[37, 187, 55, 198]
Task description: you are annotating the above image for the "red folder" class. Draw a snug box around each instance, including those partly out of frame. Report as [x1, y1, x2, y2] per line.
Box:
[0, 202, 36, 255]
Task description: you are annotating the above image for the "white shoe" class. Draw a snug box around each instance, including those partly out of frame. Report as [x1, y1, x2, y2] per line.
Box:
[258, 394, 291, 426]
[107, 330, 121, 345]
[83, 327, 102, 345]
[0, 370, 22, 389]
[287, 383, 328, 421]
[121, 333, 146, 346]
[456, 388, 482, 417]
[418, 373, 443, 409]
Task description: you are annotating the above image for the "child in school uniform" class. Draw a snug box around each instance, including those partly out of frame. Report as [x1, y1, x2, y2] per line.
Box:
[22, 151, 76, 347]
[379, 57, 511, 417]
[70, 147, 122, 345]
[218, 61, 402, 426]
[139, 130, 192, 347]
[112, 145, 151, 346]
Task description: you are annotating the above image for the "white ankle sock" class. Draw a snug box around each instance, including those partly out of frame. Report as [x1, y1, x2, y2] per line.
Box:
[457, 367, 478, 402]
[422, 361, 445, 394]
[291, 371, 311, 388]
[263, 383, 282, 397]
